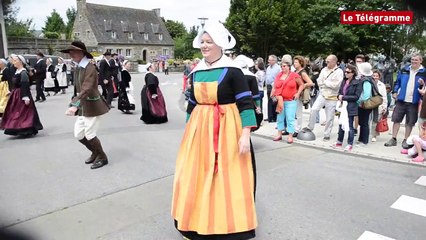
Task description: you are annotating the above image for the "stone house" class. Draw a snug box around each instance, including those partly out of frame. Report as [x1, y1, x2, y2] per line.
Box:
[73, 0, 174, 62]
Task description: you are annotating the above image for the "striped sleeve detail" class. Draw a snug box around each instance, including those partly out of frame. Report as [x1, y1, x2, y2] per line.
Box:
[235, 91, 251, 100]
[240, 109, 257, 128]
[188, 97, 196, 105]
[252, 94, 261, 100]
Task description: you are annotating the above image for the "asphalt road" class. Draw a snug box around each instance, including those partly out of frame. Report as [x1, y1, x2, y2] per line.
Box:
[1, 72, 425, 240]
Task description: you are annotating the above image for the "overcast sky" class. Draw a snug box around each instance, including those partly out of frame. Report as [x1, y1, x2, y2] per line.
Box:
[14, 0, 231, 30]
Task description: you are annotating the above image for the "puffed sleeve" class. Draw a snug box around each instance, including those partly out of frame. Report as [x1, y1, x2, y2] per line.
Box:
[231, 68, 256, 128]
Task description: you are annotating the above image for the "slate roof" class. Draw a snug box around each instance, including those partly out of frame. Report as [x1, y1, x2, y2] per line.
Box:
[85, 3, 173, 46]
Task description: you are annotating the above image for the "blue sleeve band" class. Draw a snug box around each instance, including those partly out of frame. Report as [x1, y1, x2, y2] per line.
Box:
[235, 91, 251, 100]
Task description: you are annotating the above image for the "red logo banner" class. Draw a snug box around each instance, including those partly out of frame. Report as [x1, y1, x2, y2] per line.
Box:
[340, 11, 413, 24]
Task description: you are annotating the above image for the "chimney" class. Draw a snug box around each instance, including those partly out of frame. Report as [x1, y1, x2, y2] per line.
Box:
[77, 0, 86, 8]
[152, 8, 161, 17]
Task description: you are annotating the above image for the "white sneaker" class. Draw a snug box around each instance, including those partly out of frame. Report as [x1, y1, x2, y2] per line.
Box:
[371, 137, 377, 142]
[344, 145, 353, 151]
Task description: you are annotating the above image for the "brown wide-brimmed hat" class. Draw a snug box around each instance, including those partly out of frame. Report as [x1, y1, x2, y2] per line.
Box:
[60, 41, 93, 59]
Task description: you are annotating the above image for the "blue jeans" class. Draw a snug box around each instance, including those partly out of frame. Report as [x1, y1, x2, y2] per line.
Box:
[277, 100, 297, 133]
[337, 115, 355, 145]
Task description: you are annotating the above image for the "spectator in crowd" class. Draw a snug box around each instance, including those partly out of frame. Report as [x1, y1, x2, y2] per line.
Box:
[356, 62, 375, 145]
[255, 59, 266, 113]
[370, 70, 388, 142]
[265, 55, 280, 122]
[303, 55, 344, 141]
[272, 61, 304, 143]
[309, 64, 321, 123]
[385, 53, 426, 148]
[332, 64, 361, 151]
[293, 55, 314, 137]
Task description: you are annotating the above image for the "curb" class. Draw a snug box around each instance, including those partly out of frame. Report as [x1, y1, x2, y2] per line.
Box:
[252, 132, 426, 168]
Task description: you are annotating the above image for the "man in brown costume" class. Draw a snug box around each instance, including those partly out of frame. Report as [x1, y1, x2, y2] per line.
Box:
[62, 41, 110, 169]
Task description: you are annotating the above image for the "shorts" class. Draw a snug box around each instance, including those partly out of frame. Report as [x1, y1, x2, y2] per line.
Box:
[391, 101, 418, 126]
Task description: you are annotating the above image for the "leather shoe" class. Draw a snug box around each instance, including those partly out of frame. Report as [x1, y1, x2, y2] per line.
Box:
[85, 154, 97, 164]
[91, 159, 108, 169]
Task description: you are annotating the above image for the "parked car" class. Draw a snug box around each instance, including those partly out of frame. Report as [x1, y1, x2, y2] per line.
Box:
[22, 54, 59, 85]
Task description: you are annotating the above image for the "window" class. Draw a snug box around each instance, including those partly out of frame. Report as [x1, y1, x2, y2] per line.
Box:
[144, 33, 149, 40]
[74, 32, 80, 38]
[111, 31, 117, 39]
[107, 49, 113, 53]
[116, 49, 122, 55]
[128, 32, 133, 40]
[137, 22, 145, 33]
[162, 49, 168, 56]
[126, 49, 132, 56]
[158, 33, 163, 41]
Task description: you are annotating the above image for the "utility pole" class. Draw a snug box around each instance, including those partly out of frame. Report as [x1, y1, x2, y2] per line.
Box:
[0, 0, 9, 58]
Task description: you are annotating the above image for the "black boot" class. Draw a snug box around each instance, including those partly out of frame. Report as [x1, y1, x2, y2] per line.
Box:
[88, 137, 108, 169]
[78, 137, 97, 164]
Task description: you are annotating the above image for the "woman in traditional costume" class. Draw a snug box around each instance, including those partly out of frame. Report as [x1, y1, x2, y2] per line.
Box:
[140, 63, 168, 124]
[43, 58, 58, 96]
[0, 58, 10, 118]
[171, 22, 258, 240]
[0, 55, 43, 136]
[55, 57, 68, 94]
[118, 60, 135, 113]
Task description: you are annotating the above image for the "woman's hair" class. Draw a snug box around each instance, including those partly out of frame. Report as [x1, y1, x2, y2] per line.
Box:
[257, 61, 265, 70]
[346, 64, 357, 77]
[293, 55, 305, 68]
[281, 61, 291, 67]
[372, 69, 382, 78]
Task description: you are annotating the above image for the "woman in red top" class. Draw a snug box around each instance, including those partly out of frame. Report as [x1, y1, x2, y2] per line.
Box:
[271, 61, 304, 143]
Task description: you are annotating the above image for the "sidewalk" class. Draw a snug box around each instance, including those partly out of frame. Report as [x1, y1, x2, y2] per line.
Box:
[253, 108, 426, 167]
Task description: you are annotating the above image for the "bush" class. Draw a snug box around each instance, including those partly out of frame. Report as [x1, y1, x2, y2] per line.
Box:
[44, 31, 60, 39]
[137, 59, 146, 64]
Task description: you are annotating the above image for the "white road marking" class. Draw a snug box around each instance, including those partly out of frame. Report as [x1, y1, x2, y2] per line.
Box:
[357, 231, 395, 240]
[391, 195, 426, 217]
[414, 176, 426, 187]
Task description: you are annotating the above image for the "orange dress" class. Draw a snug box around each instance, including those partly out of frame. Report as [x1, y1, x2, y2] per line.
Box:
[172, 67, 257, 239]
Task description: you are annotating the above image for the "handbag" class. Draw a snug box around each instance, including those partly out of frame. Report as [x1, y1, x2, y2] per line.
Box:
[361, 79, 383, 109]
[376, 115, 389, 132]
[301, 88, 311, 105]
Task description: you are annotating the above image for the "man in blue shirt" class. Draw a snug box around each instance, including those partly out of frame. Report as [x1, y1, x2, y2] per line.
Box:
[265, 55, 280, 122]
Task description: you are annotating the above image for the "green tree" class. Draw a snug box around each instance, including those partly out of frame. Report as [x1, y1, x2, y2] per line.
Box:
[225, 0, 250, 53]
[3, 0, 34, 37]
[65, 7, 76, 40]
[225, 0, 424, 61]
[42, 9, 65, 39]
[174, 26, 199, 59]
[5, 18, 34, 37]
[163, 18, 187, 39]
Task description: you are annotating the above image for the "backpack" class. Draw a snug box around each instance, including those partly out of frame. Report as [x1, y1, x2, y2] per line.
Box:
[361, 79, 383, 109]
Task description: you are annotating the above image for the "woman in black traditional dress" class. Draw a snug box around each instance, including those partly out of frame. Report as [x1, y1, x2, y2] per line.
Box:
[118, 60, 135, 113]
[140, 63, 168, 124]
[0, 55, 43, 136]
